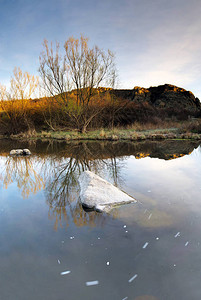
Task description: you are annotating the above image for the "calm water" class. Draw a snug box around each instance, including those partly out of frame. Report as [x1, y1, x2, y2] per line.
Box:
[0, 139, 201, 300]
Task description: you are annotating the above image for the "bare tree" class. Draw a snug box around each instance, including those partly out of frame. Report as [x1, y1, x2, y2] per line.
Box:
[0, 68, 39, 132]
[39, 36, 117, 132]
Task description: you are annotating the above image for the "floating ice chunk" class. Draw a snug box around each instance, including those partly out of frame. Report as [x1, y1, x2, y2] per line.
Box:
[185, 241, 189, 246]
[142, 242, 149, 249]
[174, 232, 180, 238]
[86, 280, 99, 286]
[78, 171, 136, 212]
[70, 236, 74, 240]
[58, 259, 61, 264]
[128, 274, 138, 283]
[106, 261, 110, 266]
[148, 213, 152, 220]
[125, 231, 128, 233]
[60, 270, 71, 275]
[124, 225, 127, 228]
[156, 237, 159, 240]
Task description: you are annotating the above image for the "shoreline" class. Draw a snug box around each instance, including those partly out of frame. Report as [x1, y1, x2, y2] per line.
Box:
[4, 128, 201, 142]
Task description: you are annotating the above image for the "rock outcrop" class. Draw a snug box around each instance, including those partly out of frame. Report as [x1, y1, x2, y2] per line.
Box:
[78, 171, 136, 212]
[111, 84, 201, 114]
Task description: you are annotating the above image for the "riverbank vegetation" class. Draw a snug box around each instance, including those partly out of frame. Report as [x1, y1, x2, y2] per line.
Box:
[0, 36, 201, 140]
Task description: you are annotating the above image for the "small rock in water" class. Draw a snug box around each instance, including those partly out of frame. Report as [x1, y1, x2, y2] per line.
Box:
[85, 280, 99, 286]
[78, 171, 136, 212]
[10, 148, 31, 156]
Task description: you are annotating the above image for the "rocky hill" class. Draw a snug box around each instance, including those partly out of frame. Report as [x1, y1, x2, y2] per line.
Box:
[111, 84, 201, 114]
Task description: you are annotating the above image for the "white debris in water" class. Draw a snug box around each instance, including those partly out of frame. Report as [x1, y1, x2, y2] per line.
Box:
[173, 264, 176, 267]
[70, 236, 74, 239]
[148, 213, 152, 220]
[58, 259, 61, 264]
[142, 242, 149, 249]
[124, 225, 127, 228]
[125, 231, 128, 233]
[128, 274, 138, 283]
[174, 232, 180, 238]
[122, 297, 128, 300]
[106, 261, 110, 266]
[98, 237, 100, 240]
[60, 270, 71, 275]
[185, 241, 189, 247]
[86, 280, 99, 286]
[156, 237, 159, 240]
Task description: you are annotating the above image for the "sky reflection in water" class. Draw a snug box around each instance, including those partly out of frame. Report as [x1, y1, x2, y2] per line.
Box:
[0, 140, 200, 300]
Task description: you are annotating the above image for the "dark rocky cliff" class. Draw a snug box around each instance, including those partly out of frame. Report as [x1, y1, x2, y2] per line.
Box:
[111, 84, 201, 114]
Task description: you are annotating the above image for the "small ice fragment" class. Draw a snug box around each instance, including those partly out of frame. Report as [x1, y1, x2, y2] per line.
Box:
[106, 261, 110, 266]
[98, 237, 100, 240]
[60, 270, 71, 275]
[58, 259, 61, 264]
[174, 232, 180, 238]
[124, 225, 127, 228]
[148, 213, 152, 220]
[128, 274, 138, 283]
[122, 297, 128, 300]
[185, 241, 189, 247]
[125, 231, 128, 233]
[142, 242, 149, 249]
[86, 280, 99, 286]
[156, 237, 159, 240]
[70, 236, 74, 240]
[174, 264, 176, 267]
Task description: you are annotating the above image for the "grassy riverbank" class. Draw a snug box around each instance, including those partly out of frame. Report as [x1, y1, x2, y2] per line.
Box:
[8, 119, 201, 141]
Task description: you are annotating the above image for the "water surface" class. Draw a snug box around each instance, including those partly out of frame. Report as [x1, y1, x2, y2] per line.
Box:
[0, 139, 201, 300]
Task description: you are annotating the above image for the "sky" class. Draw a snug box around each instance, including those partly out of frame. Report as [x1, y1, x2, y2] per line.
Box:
[1, 0, 201, 98]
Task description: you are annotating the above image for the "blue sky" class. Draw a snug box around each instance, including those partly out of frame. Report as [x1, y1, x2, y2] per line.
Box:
[1, 0, 201, 98]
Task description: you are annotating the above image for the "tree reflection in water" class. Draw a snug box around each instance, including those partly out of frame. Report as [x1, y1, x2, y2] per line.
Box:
[3, 156, 45, 198]
[1, 142, 126, 230]
[1, 140, 199, 230]
[45, 142, 124, 230]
